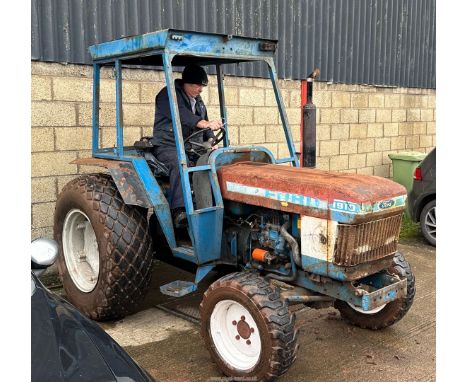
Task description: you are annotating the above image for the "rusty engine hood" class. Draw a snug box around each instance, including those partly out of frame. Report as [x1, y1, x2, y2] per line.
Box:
[216, 162, 407, 224]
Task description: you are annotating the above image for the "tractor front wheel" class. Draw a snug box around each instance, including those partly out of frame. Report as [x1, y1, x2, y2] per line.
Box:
[335, 252, 415, 330]
[200, 272, 298, 381]
[54, 173, 153, 320]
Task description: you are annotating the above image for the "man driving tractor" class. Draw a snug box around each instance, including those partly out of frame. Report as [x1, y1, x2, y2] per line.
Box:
[55, 30, 415, 382]
[151, 64, 223, 226]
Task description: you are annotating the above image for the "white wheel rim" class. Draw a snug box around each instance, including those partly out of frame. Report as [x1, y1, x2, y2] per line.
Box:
[210, 300, 261, 371]
[62, 209, 100, 292]
[347, 302, 387, 314]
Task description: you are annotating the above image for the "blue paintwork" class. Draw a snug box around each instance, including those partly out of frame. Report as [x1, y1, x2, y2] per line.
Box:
[186, 165, 212, 173]
[172, 246, 196, 263]
[300, 255, 397, 282]
[257, 233, 298, 280]
[93, 147, 141, 157]
[291, 214, 300, 238]
[229, 231, 238, 262]
[226, 182, 325, 208]
[130, 158, 176, 248]
[195, 264, 215, 284]
[166, 32, 276, 59]
[361, 289, 397, 311]
[92, 64, 100, 154]
[209, 146, 275, 167]
[256, 225, 286, 255]
[89, 31, 169, 61]
[216, 65, 229, 147]
[93, 151, 126, 160]
[266, 61, 299, 167]
[115, 60, 124, 158]
[207, 166, 224, 207]
[190, 207, 224, 264]
[301, 257, 352, 281]
[327, 195, 407, 223]
[295, 270, 405, 311]
[89, 29, 277, 62]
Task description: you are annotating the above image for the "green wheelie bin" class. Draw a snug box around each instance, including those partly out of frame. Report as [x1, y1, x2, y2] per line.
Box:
[388, 151, 427, 193]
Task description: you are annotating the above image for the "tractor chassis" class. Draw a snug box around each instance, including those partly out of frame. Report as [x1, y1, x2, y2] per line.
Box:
[277, 269, 407, 311]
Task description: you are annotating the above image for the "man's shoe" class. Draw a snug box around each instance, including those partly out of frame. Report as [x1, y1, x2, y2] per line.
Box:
[172, 208, 187, 227]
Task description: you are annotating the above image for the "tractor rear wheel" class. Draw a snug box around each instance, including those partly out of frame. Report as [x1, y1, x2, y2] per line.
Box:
[200, 272, 298, 381]
[335, 252, 415, 330]
[54, 173, 153, 320]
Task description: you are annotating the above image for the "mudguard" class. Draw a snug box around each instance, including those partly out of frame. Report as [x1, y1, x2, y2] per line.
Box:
[72, 158, 152, 207]
[72, 157, 176, 248]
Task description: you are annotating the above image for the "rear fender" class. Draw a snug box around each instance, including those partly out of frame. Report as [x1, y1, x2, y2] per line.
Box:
[72, 157, 176, 248]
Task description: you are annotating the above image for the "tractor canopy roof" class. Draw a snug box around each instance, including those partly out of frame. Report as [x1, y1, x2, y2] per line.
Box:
[89, 29, 278, 67]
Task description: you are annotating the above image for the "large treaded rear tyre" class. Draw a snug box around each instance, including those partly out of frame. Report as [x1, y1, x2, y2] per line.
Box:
[335, 252, 415, 330]
[200, 272, 298, 381]
[54, 173, 153, 320]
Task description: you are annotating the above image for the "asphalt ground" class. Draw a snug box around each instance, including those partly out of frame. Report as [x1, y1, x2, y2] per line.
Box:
[99, 237, 436, 382]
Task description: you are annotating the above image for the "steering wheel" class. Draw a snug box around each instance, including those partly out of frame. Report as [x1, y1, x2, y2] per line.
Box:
[184, 127, 226, 157]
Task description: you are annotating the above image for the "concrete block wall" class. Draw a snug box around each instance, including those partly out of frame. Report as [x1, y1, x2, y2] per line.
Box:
[31, 62, 436, 238]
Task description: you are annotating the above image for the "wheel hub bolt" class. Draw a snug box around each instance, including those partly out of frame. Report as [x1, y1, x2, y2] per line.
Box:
[250, 328, 255, 333]
[232, 320, 237, 325]
[241, 315, 245, 321]
[246, 340, 251, 345]
[235, 335, 240, 340]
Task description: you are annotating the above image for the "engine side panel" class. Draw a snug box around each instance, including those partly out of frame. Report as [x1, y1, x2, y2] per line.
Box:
[300, 216, 337, 263]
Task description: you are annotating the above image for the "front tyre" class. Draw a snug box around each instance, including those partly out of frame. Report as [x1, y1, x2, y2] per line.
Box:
[200, 272, 298, 382]
[54, 174, 153, 320]
[335, 252, 415, 330]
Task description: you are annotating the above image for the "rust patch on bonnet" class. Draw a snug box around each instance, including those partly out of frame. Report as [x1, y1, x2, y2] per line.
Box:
[216, 162, 406, 221]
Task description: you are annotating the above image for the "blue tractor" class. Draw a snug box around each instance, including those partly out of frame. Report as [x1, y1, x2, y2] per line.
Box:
[54, 30, 415, 381]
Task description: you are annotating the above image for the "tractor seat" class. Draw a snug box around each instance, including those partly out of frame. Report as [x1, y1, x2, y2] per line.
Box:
[134, 137, 169, 178]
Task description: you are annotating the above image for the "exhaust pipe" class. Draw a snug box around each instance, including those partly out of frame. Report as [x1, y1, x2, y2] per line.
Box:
[302, 68, 320, 168]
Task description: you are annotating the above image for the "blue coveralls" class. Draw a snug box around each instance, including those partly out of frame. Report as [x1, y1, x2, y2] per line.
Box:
[151, 79, 214, 209]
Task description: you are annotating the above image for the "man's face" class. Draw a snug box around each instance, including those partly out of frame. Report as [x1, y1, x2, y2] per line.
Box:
[183, 83, 205, 98]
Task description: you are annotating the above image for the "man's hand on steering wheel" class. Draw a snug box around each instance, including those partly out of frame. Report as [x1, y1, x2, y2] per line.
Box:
[206, 119, 223, 131]
[184, 124, 226, 158]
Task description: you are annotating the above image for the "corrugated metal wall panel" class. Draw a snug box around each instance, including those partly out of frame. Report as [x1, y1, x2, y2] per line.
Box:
[31, 0, 435, 88]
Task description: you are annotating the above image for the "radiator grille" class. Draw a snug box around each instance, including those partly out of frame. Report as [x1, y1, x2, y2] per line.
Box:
[333, 214, 403, 266]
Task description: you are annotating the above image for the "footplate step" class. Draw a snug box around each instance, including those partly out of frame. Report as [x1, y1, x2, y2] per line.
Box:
[160, 280, 197, 297]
